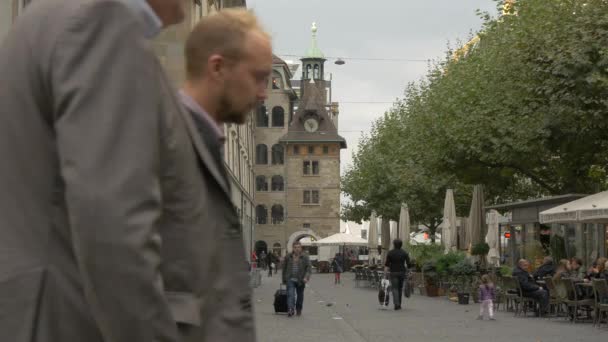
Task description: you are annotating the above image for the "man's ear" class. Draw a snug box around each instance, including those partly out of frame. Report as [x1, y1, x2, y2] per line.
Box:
[208, 54, 224, 80]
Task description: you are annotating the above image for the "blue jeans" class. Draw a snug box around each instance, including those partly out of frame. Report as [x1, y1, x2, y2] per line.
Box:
[287, 280, 305, 312]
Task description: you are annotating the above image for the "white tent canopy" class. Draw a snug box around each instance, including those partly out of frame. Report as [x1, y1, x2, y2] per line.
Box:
[443, 189, 457, 254]
[540, 191, 608, 224]
[313, 232, 368, 246]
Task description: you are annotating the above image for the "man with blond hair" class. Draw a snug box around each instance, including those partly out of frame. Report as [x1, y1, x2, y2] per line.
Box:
[178, 8, 272, 342]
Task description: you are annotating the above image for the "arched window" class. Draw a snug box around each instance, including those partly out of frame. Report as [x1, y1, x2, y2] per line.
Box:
[271, 70, 283, 89]
[271, 175, 284, 191]
[256, 205, 267, 224]
[256, 175, 268, 191]
[271, 144, 284, 165]
[305, 64, 312, 79]
[256, 105, 268, 127]
[271, 106, 285, 127]
[313, 64, 320, 79]
[256, 144, 268, 165]
[271, 204, 284, 225]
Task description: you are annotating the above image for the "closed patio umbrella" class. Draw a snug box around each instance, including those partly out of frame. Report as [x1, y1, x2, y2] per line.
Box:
[468, 184, 486, 249]
[486, 210, 500, 267]
[367, 212, 378, 264]
[443, 189, 457, 254]
[398, 204, 411, 244]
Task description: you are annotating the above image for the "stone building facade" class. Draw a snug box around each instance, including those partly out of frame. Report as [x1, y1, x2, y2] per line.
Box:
[254, 24, 346, 257]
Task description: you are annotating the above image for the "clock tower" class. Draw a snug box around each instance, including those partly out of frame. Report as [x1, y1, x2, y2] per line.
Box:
[279, 23, 346, 246]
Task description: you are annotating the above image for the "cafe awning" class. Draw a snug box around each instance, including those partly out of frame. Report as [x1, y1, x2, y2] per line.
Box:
[540, 191, 608, 224]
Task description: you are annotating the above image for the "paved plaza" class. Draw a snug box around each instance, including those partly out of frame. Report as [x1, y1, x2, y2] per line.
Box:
[254, 271, 605, 342]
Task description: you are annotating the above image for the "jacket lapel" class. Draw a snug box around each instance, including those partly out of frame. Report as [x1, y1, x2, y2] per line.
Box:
[177, 106, 231, 196]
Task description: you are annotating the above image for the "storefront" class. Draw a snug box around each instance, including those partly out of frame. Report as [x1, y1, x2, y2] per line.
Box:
[486, 194, 588, 268]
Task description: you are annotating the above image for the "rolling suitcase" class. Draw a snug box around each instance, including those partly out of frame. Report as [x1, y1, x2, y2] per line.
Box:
[274, 284, 288, 314]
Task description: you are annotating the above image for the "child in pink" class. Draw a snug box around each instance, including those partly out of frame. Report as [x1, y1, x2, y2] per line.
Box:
[478, 274, 496, 320]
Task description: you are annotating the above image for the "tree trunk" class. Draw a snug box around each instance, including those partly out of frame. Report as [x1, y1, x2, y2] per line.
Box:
[381, 219, 391, 262]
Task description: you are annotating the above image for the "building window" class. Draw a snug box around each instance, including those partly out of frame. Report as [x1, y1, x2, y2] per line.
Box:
[323, 145, 329, 154]
[256, 144, 268, 164]
[271, 175, 284, 191]
[256, 205, 267, 224]
[303, 160, 319, 175]
[303, 223, 311, 229]
[271, 106, 285, 127]
[256, 104, 268, 127]
[312, 161, 319, 175]
[271, 144, 284, 165]
[256, 175, 268, 191]
[303, 161, 310, 175]
[271, 205, 284, 224]
[303, 190, 320, 204]
[313, 64, 320, 79]
[272, 71, 283, 89]
[293, 145, 300, 154]
[308, 146, 314, 154]
[305, 64, 312, 79]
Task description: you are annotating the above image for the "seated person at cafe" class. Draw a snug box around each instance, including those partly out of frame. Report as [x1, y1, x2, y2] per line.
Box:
[513, 259, 549, 315]
[587, 257, 608, 279]
[552, 259, 571, 282]
[533, 256, 555, 280]
[569, 257, 584, 279]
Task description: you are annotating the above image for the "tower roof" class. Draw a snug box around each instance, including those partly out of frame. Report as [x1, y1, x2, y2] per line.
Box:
[304, 22, 325, 59]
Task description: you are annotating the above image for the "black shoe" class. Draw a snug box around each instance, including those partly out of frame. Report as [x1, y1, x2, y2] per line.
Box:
[394, 306, 401, 310]
[296, 310, 302, 316]
[287, 310, 294, 317]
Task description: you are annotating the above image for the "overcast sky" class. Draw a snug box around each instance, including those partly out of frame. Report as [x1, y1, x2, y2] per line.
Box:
[248, 0, 500, 173]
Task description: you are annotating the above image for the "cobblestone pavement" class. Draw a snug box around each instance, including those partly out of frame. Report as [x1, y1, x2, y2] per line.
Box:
[254, 271, 606, 342]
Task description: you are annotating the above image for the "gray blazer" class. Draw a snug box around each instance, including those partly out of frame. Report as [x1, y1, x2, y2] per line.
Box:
[0, 1, 252, 341]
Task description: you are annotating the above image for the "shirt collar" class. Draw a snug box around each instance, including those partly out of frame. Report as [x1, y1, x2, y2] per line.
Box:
[179, 90, 226, 143]
[122, 0, 163, 39]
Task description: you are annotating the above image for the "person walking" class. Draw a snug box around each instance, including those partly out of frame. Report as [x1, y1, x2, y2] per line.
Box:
[477, 275, 496, 320]
[331, 254, 343, 285]
[179, 9, 272, 341]
[384, 239, 411, 310]
[282, 241, 312, 317]
[267, 252, 275, 277]
[0, 1, 211, 341]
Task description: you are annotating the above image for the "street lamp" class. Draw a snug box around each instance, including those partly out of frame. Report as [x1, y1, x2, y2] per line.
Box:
[334, 58, 346, 65]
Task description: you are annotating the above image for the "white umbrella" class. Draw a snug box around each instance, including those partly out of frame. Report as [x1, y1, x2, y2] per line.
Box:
[540, 190, 608, 223]
[485, 210, 500, 267]
[398, 204, 411, 244]
[313, 232, 368, 246]
[442, 189, 457, 253]
[367, 211, 378, 264]
[390, 220, 398, 243]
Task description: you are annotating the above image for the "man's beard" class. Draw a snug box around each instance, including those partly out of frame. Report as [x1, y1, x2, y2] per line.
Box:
[218, 91, 249, 125]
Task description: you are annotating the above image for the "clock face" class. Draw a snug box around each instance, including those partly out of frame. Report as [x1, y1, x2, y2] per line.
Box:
[304, 118, 319, 132]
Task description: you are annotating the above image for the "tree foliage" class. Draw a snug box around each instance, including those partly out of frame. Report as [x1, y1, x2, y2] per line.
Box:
[342, 0, 608, 231]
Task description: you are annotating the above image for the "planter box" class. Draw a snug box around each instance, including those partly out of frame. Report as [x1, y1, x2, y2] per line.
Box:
[457, 293, 470, 305]
[426, 285, 439, 297]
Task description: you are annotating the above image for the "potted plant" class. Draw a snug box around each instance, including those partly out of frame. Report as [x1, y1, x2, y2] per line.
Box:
[422, 261, 439, 297]
[436, 252, 465, 297]
[450, 259, 476, 304]
[471, 242, 490, 270]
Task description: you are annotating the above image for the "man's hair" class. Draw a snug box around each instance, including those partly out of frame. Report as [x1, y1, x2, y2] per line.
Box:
[571, 257, 583, 265]
[185, 8, 270, 80]
[393, 239, 403, 249]
[543, 256, 553, 264]
[518, 259, 529, 267]
[292, 241, 302, 247]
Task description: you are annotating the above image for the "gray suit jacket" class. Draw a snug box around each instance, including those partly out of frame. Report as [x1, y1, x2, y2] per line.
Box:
[0, 1, 250, 341]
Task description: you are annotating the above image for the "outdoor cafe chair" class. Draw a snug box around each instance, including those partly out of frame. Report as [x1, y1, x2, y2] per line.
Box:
[544, 276, 565, 317]
[561, 278, 594, 323]
[501, 276, 536, 316]
[592, 278, 608, 328]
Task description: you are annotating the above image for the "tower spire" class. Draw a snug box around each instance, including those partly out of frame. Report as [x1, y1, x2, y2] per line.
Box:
[305, 22, 325, 59]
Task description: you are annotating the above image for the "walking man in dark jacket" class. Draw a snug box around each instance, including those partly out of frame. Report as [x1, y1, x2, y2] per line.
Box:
[282, 241, 312, 317]
[513, 259, 549, 315]
[384, 239, 411, 310]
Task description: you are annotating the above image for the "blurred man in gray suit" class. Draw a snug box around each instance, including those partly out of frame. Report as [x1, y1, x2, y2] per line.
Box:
[179, 9, 273, 342]
[0, 1, 221, 341]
